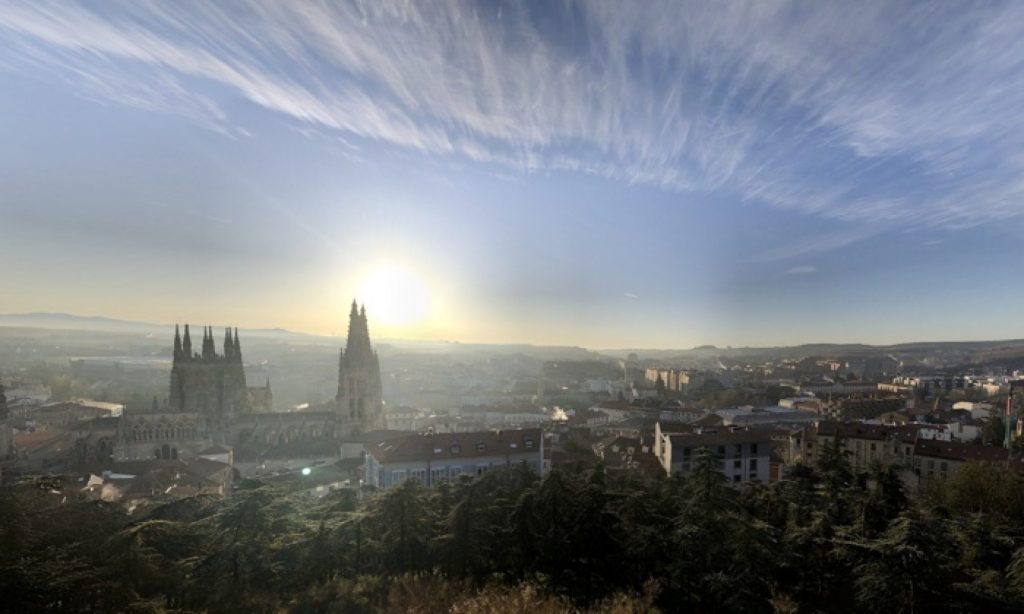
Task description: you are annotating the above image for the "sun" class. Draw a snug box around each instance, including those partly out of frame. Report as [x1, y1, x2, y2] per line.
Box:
[357, 265, 431, 329]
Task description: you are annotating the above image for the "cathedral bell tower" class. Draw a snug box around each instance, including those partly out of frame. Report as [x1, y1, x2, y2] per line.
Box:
[336, 301, 385, 434]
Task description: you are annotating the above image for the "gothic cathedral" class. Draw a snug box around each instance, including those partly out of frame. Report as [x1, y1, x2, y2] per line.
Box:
[114, 301, 385, 461]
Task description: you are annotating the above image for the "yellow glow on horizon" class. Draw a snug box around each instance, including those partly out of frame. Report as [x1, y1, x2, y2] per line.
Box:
[357, 264, 432, 332]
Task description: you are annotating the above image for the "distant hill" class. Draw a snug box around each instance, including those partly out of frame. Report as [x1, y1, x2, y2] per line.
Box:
[0, 312, 328, 342]
[0, 312, 164, 333]
[598, 338, 1024, 370]
[0, 312, 595, 360]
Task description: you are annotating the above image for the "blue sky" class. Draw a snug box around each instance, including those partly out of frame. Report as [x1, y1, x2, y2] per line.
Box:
[1, 1, 1024, 348]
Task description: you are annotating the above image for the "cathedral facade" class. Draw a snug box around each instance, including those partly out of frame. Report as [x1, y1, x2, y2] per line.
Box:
[114, 302, 385, 462]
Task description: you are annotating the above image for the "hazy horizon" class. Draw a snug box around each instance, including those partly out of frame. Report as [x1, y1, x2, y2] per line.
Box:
[4, 2, 1024, 348]
[4, 309, 1024, 353]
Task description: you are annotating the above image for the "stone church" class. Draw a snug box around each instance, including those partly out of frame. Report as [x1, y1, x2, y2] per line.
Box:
[114, 301, 385, 461]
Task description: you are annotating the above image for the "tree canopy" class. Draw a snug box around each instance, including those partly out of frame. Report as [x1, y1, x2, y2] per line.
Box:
[3, 454, 1024, 612]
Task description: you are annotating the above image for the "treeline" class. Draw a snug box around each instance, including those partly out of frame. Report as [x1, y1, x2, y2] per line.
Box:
[5, 443, 1024, 612]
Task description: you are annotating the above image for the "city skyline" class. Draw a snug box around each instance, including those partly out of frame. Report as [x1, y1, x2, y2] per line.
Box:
[3, 1, 1024, 348]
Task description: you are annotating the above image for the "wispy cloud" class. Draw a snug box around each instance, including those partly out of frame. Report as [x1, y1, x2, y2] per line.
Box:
[2, 1, 1024, 238]
[753, 228, 879, 263]
[784, 265, 818, 276]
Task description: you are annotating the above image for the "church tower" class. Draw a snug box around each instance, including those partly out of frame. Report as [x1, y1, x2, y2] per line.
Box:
[337, 301, 385, 434]
[169, 324, 249, 421]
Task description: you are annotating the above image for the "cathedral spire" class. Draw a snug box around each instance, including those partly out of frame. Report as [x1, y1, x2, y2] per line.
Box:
[202, 326, 215, 359]
[233, 328, 242, 362]
[223, 327, 233, 359]
[346, 300, 362, 354]
[183, 324, 192, 357]
[360, 304, 370, 344]
[173, 324, 182, 360]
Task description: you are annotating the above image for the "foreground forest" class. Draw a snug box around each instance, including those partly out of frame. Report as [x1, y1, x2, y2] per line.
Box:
[4, 443, 1024, 613]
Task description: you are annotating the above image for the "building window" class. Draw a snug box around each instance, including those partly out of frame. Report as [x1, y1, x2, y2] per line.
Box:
[870, 442, 876, 451]
[735, 444, 742, 455]
[391, 470, 406, 484]
[750, 443, 758, 455]
[476, 442, 487, 452]
[733, 459, 742, 469]
[450, 444, 461, 454]
[524, 438, 534, 449]
[733, 475, 741, 482]
[750, 458, 758, 471]
[682, 447, 691, 457]
[717, 445, 725, 457]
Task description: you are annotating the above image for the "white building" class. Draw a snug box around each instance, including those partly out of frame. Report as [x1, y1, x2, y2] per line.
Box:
[663, 431, 771, 484]
[952, 401, 996, 421]
[364, 428, 544, 488]
[654, 422, 771, 484]
[945, 421, 982, 442]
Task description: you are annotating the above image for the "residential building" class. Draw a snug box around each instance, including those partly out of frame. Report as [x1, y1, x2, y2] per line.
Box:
[643, 368, 698, 392]
[913, 439, 1024, 488]
[796, 381, 879, 396]
[788, 422, 928, 470]
[364, 428, 543, 488]
[656, 426, 771, 484]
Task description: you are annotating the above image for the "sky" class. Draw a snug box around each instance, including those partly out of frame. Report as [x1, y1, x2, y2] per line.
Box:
[1, 1, 1024, 349]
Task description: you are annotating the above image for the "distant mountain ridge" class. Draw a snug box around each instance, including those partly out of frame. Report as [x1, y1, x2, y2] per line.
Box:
[0, 312, 595, 358]
[7, 312, 1021, 361]
[0, 312, 328, 340]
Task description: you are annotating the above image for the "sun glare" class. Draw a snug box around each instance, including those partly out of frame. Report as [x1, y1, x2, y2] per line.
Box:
[357, 265, 431, 329]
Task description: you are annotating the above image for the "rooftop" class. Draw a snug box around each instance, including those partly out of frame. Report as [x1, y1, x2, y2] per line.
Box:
[915, 440, 1024, 467]
[367, 428, 542, 464]
[667, 429, 772, 448]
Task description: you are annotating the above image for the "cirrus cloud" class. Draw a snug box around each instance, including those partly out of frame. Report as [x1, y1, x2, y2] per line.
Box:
[2, 0, 1024, 239]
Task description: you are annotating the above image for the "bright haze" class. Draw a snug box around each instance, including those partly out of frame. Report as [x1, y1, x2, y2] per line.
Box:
[2, 1, 1023, 348]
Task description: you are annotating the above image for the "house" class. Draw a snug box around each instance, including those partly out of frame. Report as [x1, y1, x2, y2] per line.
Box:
[944, 420, 983, 442]
[596, 436, 662, 476]
[952, 401, 996, 421]
[77, 457, 234, 510]
[364, 428, 543, 488]
[14, 428, 74, 469]
[590, 400, 639, 422]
